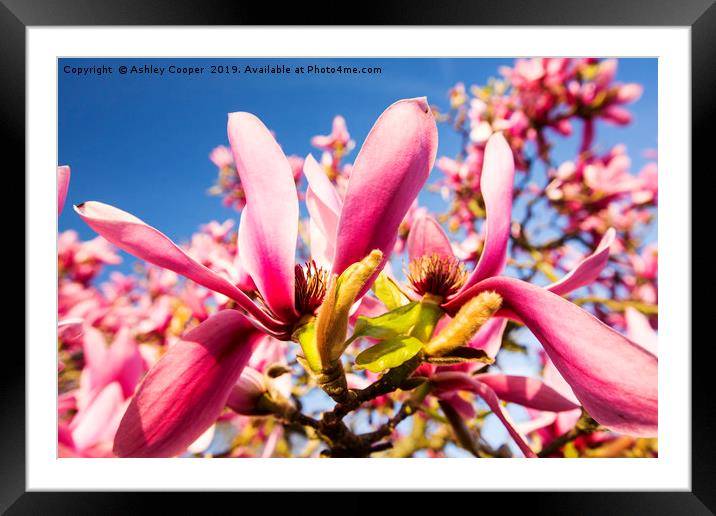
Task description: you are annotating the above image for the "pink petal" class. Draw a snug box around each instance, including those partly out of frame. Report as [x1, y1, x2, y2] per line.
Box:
[406, 214, 454, 263]
[530, 358, 584, 438]
[474, 373, 582, 412]
[304, 154, 342, 265]
[439, 392, 476, 420]
[443, 276, 657, 436]
[625, 307, 658, 354]
[80, 326, 144, 401]
[303, 154, 343, 216]
[466, 317, 507, 370]
[547, 228, 616, 296]
[70, 381, 124, 451]
[58, 165, 71, 216]
[517, 411, 559, 435]
[431, 372, 536, 457]
[81, 326, 109, 374]
[458, 133, 515, 295]
[308, 219, 334, 270]
[226, 367, 267, 415]
[74, 201, 285, 334]
[106, 327, 146, 398]
[228, 112, 298, 321]
[331, 97, 438, 280]
[543, 357, 579, 403]
[113, 310, 261, 457]
[186, 424, 216, 454]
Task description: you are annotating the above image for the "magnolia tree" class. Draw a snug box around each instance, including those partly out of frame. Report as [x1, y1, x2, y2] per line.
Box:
[57, 58, 658, 458]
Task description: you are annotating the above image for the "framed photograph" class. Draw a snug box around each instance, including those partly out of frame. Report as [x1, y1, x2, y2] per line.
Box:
[6, 0, 710, 512]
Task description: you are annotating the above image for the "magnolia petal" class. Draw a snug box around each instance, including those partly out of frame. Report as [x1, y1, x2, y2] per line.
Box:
[625, 307, 658, 354]
[81, 326, 144, 401]
[304, 154, 343, 220]
[443, 276, 658, 436]
[474, 373, 582, 412]
[517, 411, 559, 435]
[226, 367, 268, 415]
[113, 310, 261, 457]
[431, 372, 536, 458]
[309, 218, 334, 270]
[106, 326, 145, 398]
[228, 112, 298, 321]
[473, 380, 537, 458]
[58, 165, 71, 216]
[459, 133, 515, 293]
[70, 381, 124, 451]
[186, 424, 216, 455]
[540, 358, 582, 435]
[439, 392, 476, 420]
[407, 215, 455, 263]
[332, 97, 438, 282]
[304, 154, 342, 266]
[74, 201, 284, 333]
[467, 317, 507, 368]
[547, 228, 616, 296]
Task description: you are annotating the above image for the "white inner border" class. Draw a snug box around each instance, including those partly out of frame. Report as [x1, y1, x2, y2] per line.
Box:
[27, 27, 690, 491]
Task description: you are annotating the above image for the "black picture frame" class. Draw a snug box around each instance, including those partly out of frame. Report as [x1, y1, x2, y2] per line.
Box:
[4, 0, 710, 513]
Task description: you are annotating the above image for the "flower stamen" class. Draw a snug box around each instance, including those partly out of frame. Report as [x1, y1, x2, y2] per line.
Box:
[295, 260, 328, 315]
[406, 253, 467, 298]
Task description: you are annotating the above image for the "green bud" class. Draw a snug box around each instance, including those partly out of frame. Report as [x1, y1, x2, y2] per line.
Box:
[315, 249, 383, 364]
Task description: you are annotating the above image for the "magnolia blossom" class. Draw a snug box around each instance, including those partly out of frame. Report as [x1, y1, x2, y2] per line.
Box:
[407, 132, 657, 444]
[75, 97, 438, 457]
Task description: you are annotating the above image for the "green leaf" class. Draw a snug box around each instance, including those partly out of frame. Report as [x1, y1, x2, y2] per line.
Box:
[354, 336, 423, 373]
[350, 302, 421, 343]
[371, 272, 410, 310]
[426, 347, 494, 365]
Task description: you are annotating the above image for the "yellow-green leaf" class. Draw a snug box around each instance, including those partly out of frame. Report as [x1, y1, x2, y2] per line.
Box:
[371, 272, 410, 310]
[355, 336, 423, 373]
[351, 302, 421, 343]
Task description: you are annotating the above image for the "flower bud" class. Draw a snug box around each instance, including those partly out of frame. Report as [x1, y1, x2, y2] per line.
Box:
[226, 367, 270, 416]
[424, 291, 502, 357]
[316, 249, 383, 365]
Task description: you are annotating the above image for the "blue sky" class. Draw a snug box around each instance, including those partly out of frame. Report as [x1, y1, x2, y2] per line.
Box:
[59, 57, 657, 278]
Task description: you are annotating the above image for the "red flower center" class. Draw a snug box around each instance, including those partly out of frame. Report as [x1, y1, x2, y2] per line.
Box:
[294, 260, 328, 315]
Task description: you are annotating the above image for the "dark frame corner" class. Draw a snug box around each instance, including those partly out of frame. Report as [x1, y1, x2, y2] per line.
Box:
[5, 0, 711, 513]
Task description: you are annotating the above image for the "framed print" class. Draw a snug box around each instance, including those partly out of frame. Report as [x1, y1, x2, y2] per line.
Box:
[4, 0, 712, 513]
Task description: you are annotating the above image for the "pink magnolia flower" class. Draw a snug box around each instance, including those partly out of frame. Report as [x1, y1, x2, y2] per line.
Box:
[311, 115, 354, 154]
[76, 326, 145, 408]
[59, 326, 146, 457]
[209, 145, 234, 168]
[632, 162, 658, 205]
[201, 219, 235, 241]
[75, 97, 438, 457]
[58, 230, 122, 283]
[409, 220, 616, 456]
[448, 82, 468, 109]
[59, 381, 128, 457]
[407, 132, 657, 439]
